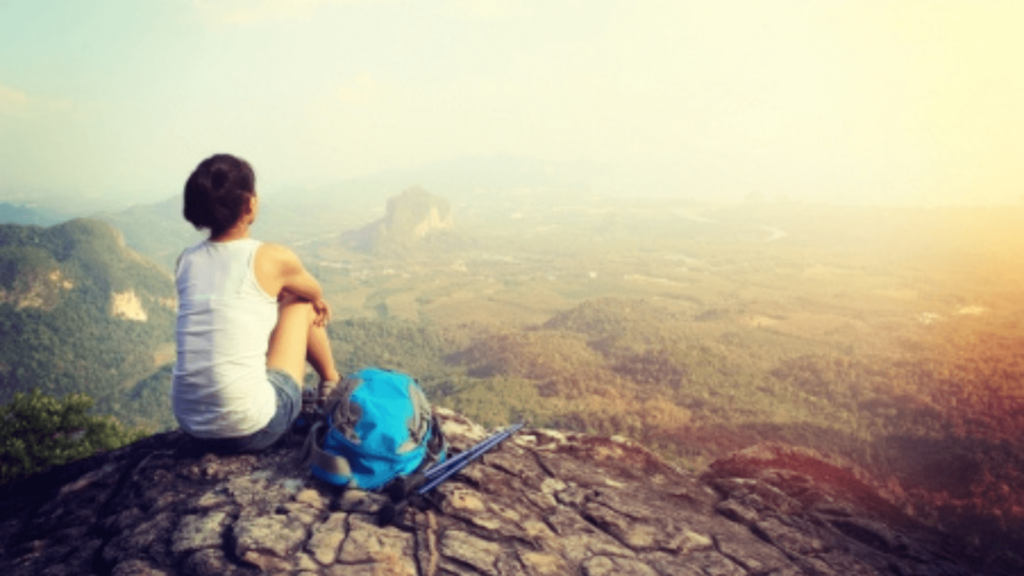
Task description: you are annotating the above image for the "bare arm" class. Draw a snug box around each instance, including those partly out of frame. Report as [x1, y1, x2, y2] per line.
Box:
[254, 243, 318, 298]
[255, 243, 331, 325]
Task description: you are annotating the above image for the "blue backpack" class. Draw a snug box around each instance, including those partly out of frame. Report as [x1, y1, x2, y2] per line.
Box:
[301, 368, 446, 491]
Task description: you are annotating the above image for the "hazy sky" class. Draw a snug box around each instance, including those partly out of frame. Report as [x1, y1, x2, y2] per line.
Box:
[1, 0, 1022, 206]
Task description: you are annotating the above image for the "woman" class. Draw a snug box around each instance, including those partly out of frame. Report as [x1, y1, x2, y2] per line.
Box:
[172, 153, 340, 452]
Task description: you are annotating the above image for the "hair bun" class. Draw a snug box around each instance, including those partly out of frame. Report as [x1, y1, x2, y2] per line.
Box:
[210, 167, 229, 191]
[183, 153, 255, 236]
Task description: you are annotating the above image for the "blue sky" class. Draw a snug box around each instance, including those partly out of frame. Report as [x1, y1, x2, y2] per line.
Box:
[1, 0, 1022, 207]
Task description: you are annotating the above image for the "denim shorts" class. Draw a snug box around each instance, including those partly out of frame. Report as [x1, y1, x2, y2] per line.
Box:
[200, 369, 302, 453]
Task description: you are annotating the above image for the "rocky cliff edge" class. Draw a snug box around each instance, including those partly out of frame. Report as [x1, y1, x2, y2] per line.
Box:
[0, 409, 991, 576]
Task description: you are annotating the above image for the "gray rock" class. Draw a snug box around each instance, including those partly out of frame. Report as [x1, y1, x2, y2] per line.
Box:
[0, 411, 990, 576]
[439, 529, 502, 576]
[110, 559, 171, 576]
[233, 514, 306, 570]
[180, 548, 237, 576]
[715, 499, 760, 526]
[101, 511, 177, 568]
[753, 516, 828, 556]
[582, 554, 659, 576]
[171, 511, 230, 555]
[307, 511, 348, 565]
[338, 514, 416, 575]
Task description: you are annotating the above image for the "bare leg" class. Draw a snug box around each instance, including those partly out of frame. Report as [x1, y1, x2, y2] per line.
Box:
[266, 293, 339, 386]
[307, 321, 341, 384]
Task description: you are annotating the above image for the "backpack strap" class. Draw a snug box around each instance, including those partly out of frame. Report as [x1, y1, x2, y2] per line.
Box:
[422, 413, 448, 470]
[329, 377, 364, 443]
[300, 418, 355, 482]
[377, 413, 447, 527]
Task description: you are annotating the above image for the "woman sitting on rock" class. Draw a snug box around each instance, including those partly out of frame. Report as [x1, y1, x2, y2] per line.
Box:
[172, 153, 340, 452]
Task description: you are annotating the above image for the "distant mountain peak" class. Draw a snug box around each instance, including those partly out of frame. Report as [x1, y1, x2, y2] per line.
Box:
[343, 187, 458, 254]
[385, 187, 454, 236]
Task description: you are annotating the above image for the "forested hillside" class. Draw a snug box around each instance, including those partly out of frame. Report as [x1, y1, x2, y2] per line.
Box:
[0, 219, 175, 427]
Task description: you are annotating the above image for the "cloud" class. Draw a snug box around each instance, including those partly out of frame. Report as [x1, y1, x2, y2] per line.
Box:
[192, 0, 358, 26]
[0, 84, 28, 115]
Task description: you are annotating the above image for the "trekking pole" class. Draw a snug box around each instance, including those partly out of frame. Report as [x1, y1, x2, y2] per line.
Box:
[424, 422, 523, 481]
[424, 428, 505, 480]
[418, 422, 523, 494]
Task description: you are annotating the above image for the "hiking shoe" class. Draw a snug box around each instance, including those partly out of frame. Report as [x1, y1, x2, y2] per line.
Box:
[292, 386, 320, 435]
[318, 379, 340, 409]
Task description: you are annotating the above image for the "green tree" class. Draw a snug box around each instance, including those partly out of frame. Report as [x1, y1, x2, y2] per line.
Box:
[0, 389, 147, 484]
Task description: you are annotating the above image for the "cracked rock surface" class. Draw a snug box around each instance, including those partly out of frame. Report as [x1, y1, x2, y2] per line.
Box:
[0, 409, 994, 575]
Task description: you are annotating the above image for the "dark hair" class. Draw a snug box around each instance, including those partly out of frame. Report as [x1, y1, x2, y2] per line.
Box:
[183, 154, 256, 237]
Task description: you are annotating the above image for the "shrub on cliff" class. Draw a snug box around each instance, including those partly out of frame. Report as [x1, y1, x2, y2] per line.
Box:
[0, 389, 146, 484]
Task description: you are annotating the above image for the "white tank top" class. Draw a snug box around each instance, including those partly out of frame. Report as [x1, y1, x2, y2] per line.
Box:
[172, 238, 279, 438]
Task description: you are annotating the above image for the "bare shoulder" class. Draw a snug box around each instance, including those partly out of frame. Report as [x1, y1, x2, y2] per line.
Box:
[254, 243, 304, 297]
[258, 242, 295, 257]
[257, 242, 301, 269]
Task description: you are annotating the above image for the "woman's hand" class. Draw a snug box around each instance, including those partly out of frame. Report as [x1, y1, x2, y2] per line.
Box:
[312, 298, 332, 327]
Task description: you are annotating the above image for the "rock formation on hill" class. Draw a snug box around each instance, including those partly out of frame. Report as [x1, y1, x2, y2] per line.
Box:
[0, 409, 997, 576]
[343, 188, 458, 255]
[0, 219, 176, 425]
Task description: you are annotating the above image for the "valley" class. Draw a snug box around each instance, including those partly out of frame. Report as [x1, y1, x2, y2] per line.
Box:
[4, 190, 1024, 561]
[295, 194, 1024, 557]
